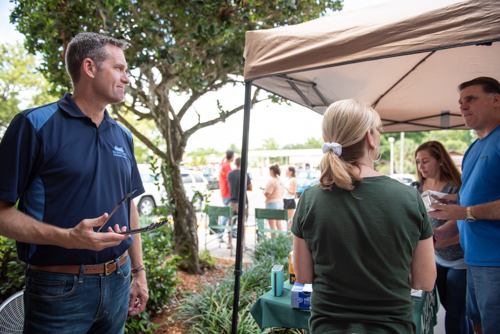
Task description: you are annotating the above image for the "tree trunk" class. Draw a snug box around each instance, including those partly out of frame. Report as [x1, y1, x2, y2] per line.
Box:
[163, 155, 202, 274]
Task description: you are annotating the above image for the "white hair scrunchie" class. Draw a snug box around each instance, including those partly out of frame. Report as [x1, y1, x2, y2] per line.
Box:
[322, 142, 342, 156]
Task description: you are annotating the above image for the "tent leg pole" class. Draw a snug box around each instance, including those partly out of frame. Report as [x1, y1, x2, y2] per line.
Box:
[231, 80, 253, 334]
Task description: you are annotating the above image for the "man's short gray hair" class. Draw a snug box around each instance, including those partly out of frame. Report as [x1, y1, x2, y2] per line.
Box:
[65, 32, 128, 84]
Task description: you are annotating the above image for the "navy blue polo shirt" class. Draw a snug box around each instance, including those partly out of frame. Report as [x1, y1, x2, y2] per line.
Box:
[0, 93, 144, 266]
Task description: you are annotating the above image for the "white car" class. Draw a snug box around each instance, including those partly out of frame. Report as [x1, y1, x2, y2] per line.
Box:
[388, 173, 417, 186]
[134, 166, 209, 216]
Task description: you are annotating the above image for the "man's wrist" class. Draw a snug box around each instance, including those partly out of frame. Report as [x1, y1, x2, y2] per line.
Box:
[465, 206, 477, 222]
[131, 264, 146, 275]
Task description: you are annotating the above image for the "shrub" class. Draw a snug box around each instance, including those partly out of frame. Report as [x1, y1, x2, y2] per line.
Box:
[199, 249, 217, 270]
[178, 234, 295, 333]
[0, 236, 25, 301]
[125, 217, 180, 333]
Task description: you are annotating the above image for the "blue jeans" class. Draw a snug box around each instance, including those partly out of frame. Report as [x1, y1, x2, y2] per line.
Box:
[466, 265, 500, 334]
[23, 257, 131, 334]
[436, 263, 473, 333]
[219, 197, 231, 234]
[266, 201, 284, 210]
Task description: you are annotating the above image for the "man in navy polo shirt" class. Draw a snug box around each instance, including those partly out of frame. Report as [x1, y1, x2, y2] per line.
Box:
[0, 33, 148, 333]
[430, 77, 500, 334]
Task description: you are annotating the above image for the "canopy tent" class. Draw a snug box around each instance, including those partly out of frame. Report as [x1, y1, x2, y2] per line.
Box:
[230, 1, 500, 332]
[243, 0, 500, 132]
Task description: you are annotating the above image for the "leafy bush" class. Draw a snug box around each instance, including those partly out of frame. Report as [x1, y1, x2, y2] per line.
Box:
[178, 235, 295, 333]
[125, 218, 181, 333]
[199, 249, 217, 270]
[251, 234, 293, 263]
[0, 236, 25, 300]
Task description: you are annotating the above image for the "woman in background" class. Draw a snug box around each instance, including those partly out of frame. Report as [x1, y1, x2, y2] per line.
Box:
[292, 99, 436, 333]
[415, 141, 472, 334]
[264, 164, 284, 231]
[283, 166, 297, 230]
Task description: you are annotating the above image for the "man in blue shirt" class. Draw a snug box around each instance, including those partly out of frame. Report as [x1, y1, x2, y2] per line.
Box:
[430, 77, 500, 334]
[0, 33, 148, 333]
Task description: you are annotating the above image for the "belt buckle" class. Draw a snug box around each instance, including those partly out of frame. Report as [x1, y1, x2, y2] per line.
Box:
[104, 259, 115, 276]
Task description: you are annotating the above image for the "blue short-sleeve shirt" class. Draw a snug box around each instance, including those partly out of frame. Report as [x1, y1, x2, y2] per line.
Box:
[458, 124, 500, 266]
[0, 93, 144, 266]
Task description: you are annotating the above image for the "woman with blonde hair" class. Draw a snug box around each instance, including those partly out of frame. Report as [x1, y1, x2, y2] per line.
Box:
[292, 99, 436, 333]
[415, 141, 472, 333]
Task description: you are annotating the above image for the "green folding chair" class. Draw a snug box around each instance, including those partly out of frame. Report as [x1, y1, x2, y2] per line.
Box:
[255, 208, 291, 242]
[205, 205, 238, 255]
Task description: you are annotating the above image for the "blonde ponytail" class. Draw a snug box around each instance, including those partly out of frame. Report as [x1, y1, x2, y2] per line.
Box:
[320, 99, 381, 191]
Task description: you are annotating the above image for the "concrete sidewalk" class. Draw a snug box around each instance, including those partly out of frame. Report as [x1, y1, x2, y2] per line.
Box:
[197, 214, 256, 264]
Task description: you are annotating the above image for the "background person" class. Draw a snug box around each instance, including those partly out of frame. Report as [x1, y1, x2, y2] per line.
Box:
[217, 149, 234, 241]
[0, 32, 148, 333]
[283, 166, 297, 230]
[263, 164, 284, 231]
[292, 99, 436, 334]
[415, 141, 472, 333]
[227, 157, 252, 250]
[429, 77, 500, 334]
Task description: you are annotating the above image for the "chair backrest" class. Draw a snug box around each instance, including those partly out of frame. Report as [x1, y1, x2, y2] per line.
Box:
[206, 206, 233, 227]
[0, 290, 24, 333]
[255, 208, 288, 221]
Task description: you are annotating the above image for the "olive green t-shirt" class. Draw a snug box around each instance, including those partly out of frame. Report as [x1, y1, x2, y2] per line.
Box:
[292, 176, 433, 334]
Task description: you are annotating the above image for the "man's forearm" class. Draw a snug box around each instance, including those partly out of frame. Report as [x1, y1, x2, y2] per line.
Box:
[471, 199, 500, 220]
[0, 201, 69, 247]
[128, 201, 144, 269]
[0, 200, 130, 251]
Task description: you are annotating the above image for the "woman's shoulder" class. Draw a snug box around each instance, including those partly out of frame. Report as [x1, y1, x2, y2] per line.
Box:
[362, 176, 420, 196]
[443, 182, 459, 194]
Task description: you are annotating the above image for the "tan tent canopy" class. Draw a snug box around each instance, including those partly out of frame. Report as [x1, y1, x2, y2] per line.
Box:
[243, 0, 500, 132]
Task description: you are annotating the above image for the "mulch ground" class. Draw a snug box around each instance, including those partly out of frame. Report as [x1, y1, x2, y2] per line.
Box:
[151, 258, 236, 333]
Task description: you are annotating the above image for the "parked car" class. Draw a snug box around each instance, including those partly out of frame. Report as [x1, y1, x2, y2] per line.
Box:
[202, 165, 219, 190]
[388, 173, 417, 186]
[295, 169, 321, 197]
[134, 166, 209, 215]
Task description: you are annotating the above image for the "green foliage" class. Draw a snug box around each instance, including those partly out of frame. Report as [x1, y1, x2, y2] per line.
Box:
[178, 235, 294, 333]
[0, 236, 25, 300]
[379, 129, 477, 175]
[124, 312, 159, 334]
[139, 219, 181, 315]
[126, 216, 181, 332]
[11, 0, 343, 96]
[0, 43, 55, 138]
[199, 249, 216, 270]
[282, 137, 324, 150]
[261, 137, 280, 150]
[187, 147, 221, 167]
[251, 234, 293, 264]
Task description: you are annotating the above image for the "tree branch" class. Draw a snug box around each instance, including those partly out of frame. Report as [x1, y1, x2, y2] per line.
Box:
[184, 88, 262, 139]
[177, 90, 202, 120]
[112, 108, 168, 160]
[177, 79, 243, 120]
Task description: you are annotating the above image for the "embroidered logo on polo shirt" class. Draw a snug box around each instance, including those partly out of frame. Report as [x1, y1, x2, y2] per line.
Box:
[113, 145, 128, 159]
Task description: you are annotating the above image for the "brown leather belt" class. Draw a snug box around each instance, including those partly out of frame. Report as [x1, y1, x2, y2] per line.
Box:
[28, 252, 128, 276]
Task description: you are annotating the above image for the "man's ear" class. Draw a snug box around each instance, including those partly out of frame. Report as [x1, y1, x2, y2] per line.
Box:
[492, 93, 500, 108]
[81, 58, 97, 79]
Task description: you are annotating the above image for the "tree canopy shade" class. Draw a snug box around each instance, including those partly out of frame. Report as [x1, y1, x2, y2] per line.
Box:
[10, 0, 343, 274]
